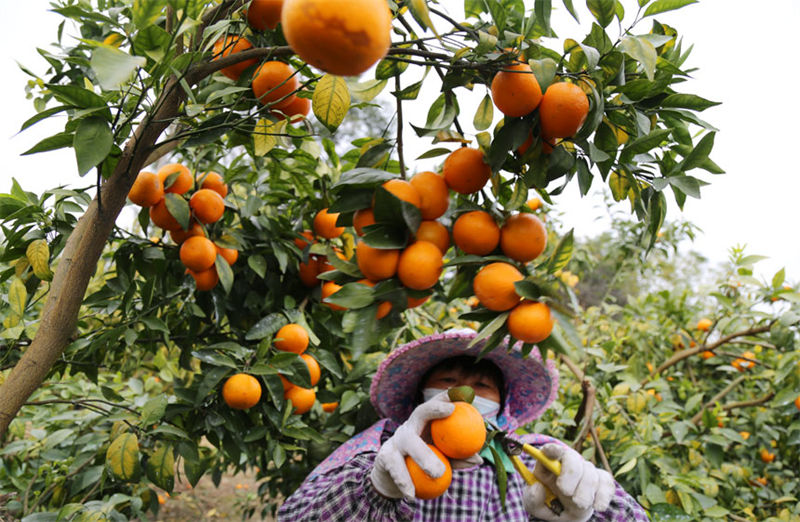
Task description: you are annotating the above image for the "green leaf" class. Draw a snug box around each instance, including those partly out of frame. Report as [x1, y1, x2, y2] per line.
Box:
[394, 79, 424, 100]
[333, 168, 395, 188]
[133, 0, 164, 28]
[19, 106, 70, 132]
[183, 454, 207, 488]
[246, 313, 286, 341]
[465, 0, 483, 17]
[324, 282, 375, 309]
[73, 117, 112, 176]
[620, 36, 657, 80]
[22, 132, 74, 156]
[535, 0, 553, 36]
[586, 0, 616, 27]
[473, 94, 494, 131]
[313, 74, 351, 132]
[147, 442, 175, 492]
[105, 433, 142, 482]
[488, 444, 508, 511]
[467, 312, 510, 349]
[562, 0, 580, 22]
[661, 93, 720, 111]
[375, 57, 409, 80]
[416, 147, 452, 160]
[643, 0, 697, 17]
[547, 229, 574, 274]
[140, 395, 167, 426]
[347, 78, 388, 103]
[408, 0, 438, 35]
[529, 58, 557, 92]
[622, 128, 671, 157]
[91, 46, 146, 90]
[216, 255, 234, 294]
[681, 132, 715, 171]
[164, 193, 190, 230]
[46, 84, 107, 110]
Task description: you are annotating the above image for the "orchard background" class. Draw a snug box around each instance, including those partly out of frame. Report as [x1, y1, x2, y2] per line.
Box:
[0, 0, 798, 521]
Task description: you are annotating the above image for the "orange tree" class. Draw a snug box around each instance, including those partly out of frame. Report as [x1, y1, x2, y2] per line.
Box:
[0, 0, 766, 519]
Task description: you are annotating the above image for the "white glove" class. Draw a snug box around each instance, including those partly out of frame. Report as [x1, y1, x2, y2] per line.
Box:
[369, 392, 483, 500]
[523, 443, 615, 522]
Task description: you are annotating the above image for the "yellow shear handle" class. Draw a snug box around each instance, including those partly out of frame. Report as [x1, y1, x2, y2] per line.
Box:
[510, 455, 558, 507]
[522, 443, 562, 476]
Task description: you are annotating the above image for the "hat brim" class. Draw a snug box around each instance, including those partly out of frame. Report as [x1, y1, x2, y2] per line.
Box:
[369, 330, 558, 430]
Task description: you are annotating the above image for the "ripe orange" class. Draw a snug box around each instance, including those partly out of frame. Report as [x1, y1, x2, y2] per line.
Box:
[416, 221, 449, 254]
[409, 171, 449, 220]
[526, 197, 542, 211]
[539, 81, 590, 139]
[299, 257, 320, 287]
[473, 262, 523, 311]
[279, 375, 293, 392]
[313, 208, 344, 239]
[353, 208, 376, 236]
[284, 386, 316, 414]
[213, 36, 258, 81]
[294, 229, 315, 251]
[381, 179, 421, 208]
[252, 61, 298, 109]
[406, 444, 452, 500]
[222, 373, 262, 409]
[398, 241, 443, 291]
[247, 0, 284, 31]
[794, 395, 800, 411]
[170, 221, 205, 244]
[356, 241, 400, 282]
[760, 448, 775, 463]
[732, 351, 756, 372]
[274, 323, 309, 354]
[188, 267, 219, 291]
[196, 171, 228, 198]
[500, 213, 547, 262]
[739, 431, 751, 441]
[452, 211, 500, 255]
[128, 171, 164, 207]
[275, 93, 310, 122]
[321, 401, 339, 413]
[407, 295, 430, 309]
[157, 163, 193, 195]
[321, 281, 347, 311]
[281, 0, 392, 76]
[180, 236, 217, 271]
[507, 301, 553, 343]
[189, 188, 226, 224]
[431, 402, 486, 459]
[356, 279, 392, 319]
[215, 244, 239, 265]
[491, 63, 542, 118]
[300, 353, 321, 386]
[149, 199, 181, 231]
[696, 318, 713, 331]
[701, 350, 715, 360]
[442, 147, 491, 195]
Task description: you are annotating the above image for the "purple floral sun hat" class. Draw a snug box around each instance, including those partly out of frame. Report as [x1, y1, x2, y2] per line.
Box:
[369, 329, 559, 431]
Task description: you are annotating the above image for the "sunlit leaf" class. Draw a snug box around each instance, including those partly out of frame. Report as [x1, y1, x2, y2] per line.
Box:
[313, 74, 350, 132]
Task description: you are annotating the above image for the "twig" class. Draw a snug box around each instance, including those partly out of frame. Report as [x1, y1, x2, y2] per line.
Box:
[690, 375, 746, 425]
[571, 380, 595, 450]
[559, 353, 585, 381]
[394, 75, 406, 179]
[589, 423, 613, 475]
[721, 392, 774, 413]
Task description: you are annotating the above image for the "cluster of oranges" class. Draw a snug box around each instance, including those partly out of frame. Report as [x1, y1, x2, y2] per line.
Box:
[127, 163, 238, 291]
[408, 397, 486, 499]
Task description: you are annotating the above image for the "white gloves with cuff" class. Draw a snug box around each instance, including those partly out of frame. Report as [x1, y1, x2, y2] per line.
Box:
[523, 443, 615, 522]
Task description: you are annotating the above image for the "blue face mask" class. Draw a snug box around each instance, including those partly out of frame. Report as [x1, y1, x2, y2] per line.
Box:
[422, 388, 501, 419]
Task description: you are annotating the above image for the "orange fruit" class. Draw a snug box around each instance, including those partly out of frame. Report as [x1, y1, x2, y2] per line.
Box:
[356, 279, 392, 319]
[274, 323, 309, 354]
[170, 221, 205, 244]
[760, 448, 775, 463]
[539, 81, 590, 139]
[398, 241, 443, 291]
[517, 131, 534, 156]
[279, 374, 293, 392]
[188, 267, 219, 291]
[381, 179, 421, 208]
[196, 171, 228, 198]
[407, 295, 430, 308]
[442, 147, 491, 195]
[794, 395, 800, 411]
[215, 244, 239, 265]
[755, 477, 768, 486]
[353, 208, 376, 236]
[696, 318, 713, 331]
[405, 444, 452, 500]
[701, 351, 715, 360]
[284, 386, 316, 414]
[452, 211, 500, 256]
[739, 431, 750, 441]
[300, 353, 321, 386]
[281, 0, 392, 76]
[356, 241, 400, 282]
[473, 262, 523, 311]
[491, 62, 542, 117]
[526, 197, 542, 211]
[500, 213, 547, 262]
[247, 0, 284, 31]
[409, 171, 449, 220]
[507, 301, 553, 343]
[430, 401, 486, 459]
[275, 93, 310, 122]
[294, 229, 315, 250]
[222, 373, 262, 409]
[252, 61, 298, 109]
[416, 221, 449, 254]
[213, 36, 258, 81]
[732, 351, 756, 372]
[298, 257, 320, 287]
[313, 208, 344, 239]
[189, 188, 226, 224]
[157, 163, 193, 195]
[149, 199, 181, 231]
[321, 281, 347, 311]
[128, 171, 164, 207]
[321, 401, 339, 413]
[180, 236, 217, 271]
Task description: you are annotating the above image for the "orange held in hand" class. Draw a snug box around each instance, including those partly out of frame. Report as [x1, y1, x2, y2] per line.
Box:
[538, 81, 590, 139]
[500, 213, 547, 263]
[452, 210, 500, 256]
[442, 147, 491, 195]
[222, 373, 262, 410]
[190, 188, 226, 224]
[491, 62, 542, 118]
[180, 236, 217, 272]
[473, 262, 523, 312]
[281, 0, 392, 76]
[274, 323, 309, 354]
[213, 36, 258, 81]
[128, 171, 164, 207]
[507, 300, 554, 343]
[406, 444, 453, 500]
[430, 402, 486, 460]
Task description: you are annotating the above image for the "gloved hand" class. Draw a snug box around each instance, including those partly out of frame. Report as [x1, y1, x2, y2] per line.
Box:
[523, 443, 615, 522]
[369, 392, 483, 500]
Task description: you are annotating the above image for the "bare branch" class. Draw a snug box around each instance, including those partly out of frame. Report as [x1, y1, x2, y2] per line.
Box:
[690, 375, 746, 425]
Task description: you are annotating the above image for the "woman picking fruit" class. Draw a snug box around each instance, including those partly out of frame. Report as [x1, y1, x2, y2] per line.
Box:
[278, 330, 646, 520]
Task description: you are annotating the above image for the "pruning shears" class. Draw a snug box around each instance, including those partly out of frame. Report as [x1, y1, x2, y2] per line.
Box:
[497, 433, 564, 516]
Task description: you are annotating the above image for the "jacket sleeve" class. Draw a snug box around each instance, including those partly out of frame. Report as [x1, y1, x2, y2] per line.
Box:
[276, 451, 416, 522]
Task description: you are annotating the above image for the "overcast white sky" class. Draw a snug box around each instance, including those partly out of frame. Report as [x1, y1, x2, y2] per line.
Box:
[1, 1, 798, 283]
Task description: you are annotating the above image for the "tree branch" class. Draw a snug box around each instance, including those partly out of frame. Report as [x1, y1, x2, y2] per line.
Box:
[690, 375, 746, 425]
[589, 423, 613, 475]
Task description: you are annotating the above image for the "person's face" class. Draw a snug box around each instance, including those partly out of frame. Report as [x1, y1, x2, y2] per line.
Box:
[423, 366, 501, 403]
